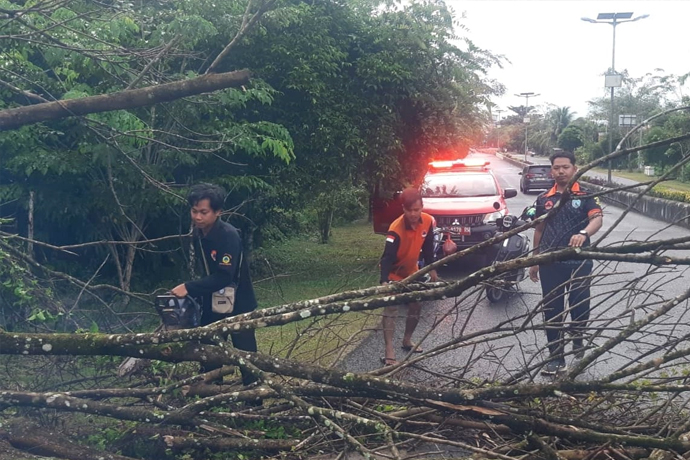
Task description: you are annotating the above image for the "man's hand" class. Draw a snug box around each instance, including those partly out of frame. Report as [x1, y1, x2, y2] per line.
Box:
[529, 265, 539, 283]
[569, 234, 587, 248]
[429, 270, 438, 282]
[171, 283, 188, 298]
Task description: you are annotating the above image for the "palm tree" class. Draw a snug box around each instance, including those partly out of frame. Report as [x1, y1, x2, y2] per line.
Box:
[549, 106, 576, 141]
[508, 105, 533, 118]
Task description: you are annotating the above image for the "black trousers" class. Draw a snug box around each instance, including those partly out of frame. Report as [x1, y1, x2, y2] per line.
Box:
[539, 262, 592, 357]
[201, 305, 258, 386]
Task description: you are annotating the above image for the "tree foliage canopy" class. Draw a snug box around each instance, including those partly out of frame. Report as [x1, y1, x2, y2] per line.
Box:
[0, 0, 500, 305]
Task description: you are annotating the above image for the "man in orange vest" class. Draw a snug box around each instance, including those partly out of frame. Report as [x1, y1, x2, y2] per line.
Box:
[380, 188, 438, 366]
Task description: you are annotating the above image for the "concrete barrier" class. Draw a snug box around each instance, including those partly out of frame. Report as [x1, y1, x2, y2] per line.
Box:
[496, 152, 533, 169]
[494, 152, 690, 229]
[577, 182, 690, 229]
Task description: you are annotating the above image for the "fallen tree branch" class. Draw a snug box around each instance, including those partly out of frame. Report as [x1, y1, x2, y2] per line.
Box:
[0, 70, 250, 130]
[2, 430, 138, 460]
[162, 435, 299, 453]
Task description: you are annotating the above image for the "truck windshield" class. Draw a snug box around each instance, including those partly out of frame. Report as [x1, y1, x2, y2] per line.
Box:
[422, 173, 498, 198]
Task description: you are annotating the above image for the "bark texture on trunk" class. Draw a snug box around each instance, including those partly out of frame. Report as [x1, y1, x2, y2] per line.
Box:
[0, 70, 250, 130]
[27, 190, 34, 256]
[5, 432, 138, 460]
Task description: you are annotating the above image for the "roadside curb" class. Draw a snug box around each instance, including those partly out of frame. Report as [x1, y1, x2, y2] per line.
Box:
[495, 153, 690, 230]
[496, 152, 534, 169]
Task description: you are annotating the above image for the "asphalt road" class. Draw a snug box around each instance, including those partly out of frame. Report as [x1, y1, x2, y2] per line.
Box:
[340, 152, 690, 383]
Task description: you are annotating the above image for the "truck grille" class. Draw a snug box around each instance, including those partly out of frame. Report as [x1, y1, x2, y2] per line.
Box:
[435, 214, 484, 227]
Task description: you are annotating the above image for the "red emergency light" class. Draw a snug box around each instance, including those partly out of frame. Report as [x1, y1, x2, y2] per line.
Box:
[428, 159, 490, 171]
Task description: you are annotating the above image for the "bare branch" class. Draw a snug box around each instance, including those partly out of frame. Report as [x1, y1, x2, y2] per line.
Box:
[205, 0, 278, 74]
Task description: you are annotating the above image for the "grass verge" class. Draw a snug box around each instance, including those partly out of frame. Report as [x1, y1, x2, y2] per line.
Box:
[591, 168, 690, 193]
[253, 220, 384, 366]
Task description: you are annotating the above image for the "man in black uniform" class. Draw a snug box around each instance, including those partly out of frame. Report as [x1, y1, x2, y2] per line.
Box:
[172, 183, 258, 386]
[528, 151, 603, 375]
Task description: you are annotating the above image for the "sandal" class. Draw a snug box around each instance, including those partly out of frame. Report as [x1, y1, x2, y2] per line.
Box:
[401, 343, 424, 353]
[380, 357, 398, 366]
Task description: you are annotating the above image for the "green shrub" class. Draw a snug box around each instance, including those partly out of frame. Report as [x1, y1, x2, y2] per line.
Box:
[648, 187, 690, 203]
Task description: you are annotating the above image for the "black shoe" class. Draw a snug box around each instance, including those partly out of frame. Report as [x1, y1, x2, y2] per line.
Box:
[572, 340, 585, 359]
[541, 359, 567, 375]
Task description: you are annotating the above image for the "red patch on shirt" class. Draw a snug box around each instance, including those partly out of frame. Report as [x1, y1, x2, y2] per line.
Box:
[211, 250, 217, 261]
[544, 200, 554, 210]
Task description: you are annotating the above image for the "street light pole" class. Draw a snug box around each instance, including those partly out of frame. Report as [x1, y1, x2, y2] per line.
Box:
[515, 92, 539, 162]
[582, 12, 649, 184]
[494, 108, 503, 150]
[607, 17, 619, 185]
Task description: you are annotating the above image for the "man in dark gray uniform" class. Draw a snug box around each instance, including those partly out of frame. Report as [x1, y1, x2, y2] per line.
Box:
[529, 151, 603, 375]
[172, 183, 258, 386]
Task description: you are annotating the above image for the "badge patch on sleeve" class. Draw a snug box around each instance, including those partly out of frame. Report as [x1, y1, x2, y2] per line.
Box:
[220, 254, 232, 266]
[386, 236, 395, 244]
[211, 250, 217, 261]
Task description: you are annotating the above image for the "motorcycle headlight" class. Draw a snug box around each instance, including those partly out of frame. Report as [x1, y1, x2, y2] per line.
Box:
[483, 210, 504, 224]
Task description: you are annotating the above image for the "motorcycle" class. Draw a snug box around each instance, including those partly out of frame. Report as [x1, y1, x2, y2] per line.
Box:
[484, 208, 533, 303]
[419, 207, 534, 301]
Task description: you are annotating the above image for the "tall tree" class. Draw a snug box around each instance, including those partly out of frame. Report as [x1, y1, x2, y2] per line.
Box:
[0, 0, 501, 318]
[0, 0, 292, 298]
[550, 106, 576, 140]
[557, 125, 584, 152]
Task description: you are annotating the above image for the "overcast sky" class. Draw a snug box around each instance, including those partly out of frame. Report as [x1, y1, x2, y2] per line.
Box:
[449, 1, 690, 120]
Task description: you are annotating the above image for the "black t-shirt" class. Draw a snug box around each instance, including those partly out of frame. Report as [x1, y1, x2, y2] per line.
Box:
[185, 219, 257, 316]
[534, 183, 602, 265]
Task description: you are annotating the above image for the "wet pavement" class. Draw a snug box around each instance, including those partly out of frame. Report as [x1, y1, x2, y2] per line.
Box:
[339, 152, 690, 384]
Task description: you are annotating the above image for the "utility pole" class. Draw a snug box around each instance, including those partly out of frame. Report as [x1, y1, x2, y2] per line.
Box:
[515, 92, 539, 161]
